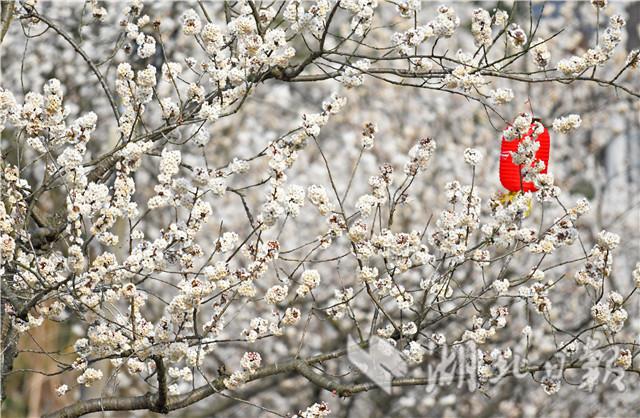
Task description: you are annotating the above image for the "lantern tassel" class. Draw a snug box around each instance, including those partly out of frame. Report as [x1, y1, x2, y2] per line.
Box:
[498, 190, 533, 217]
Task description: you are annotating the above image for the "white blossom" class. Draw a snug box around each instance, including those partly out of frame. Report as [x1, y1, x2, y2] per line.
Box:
[552, 114, 582, 134]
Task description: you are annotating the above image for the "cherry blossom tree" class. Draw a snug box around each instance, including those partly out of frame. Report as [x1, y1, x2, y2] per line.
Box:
[1, 1, 639, 417]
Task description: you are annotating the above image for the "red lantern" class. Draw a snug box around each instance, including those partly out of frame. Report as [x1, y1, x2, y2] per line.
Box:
[499, 120, 550, 192]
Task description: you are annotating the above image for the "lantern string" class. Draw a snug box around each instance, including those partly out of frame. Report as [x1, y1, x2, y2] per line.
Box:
[525, 96, 536, 120]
